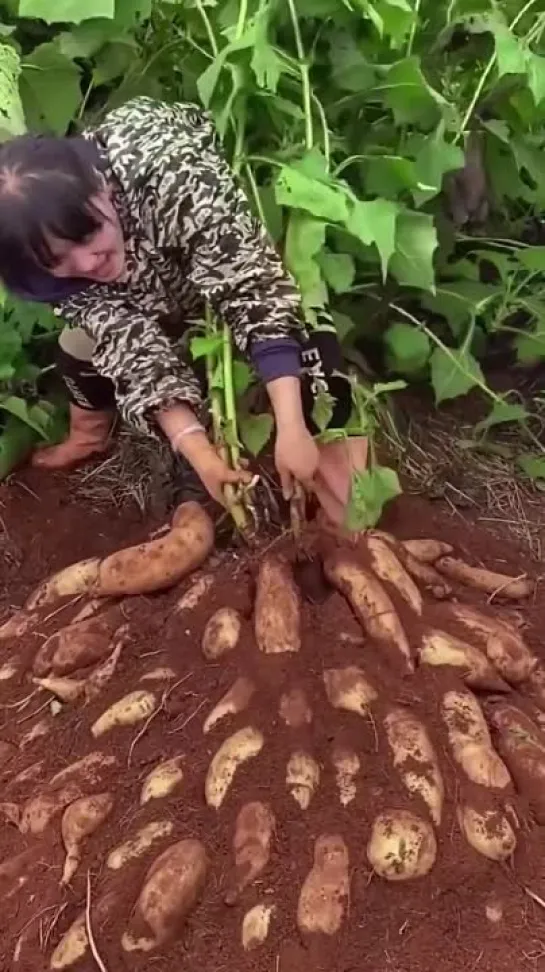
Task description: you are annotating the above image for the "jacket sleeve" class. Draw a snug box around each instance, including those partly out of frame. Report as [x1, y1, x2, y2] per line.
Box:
[137, 101, 307, 356]
[56, 294, 203, 437]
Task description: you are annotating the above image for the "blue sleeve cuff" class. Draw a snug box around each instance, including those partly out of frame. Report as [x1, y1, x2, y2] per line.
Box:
[251, 338, 302, 384]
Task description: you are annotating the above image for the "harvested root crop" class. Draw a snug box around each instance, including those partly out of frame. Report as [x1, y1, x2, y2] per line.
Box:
[441, 690, 511, 789]
[141, 666, 177, 683]
[0, 661, 19, 681]
[279, 687, 312, 728]
[286, 750, 320, 810]
[367, 810, 437, 881]
[21, 783, 82, 836]
[84, 627, 126, 701]
[225, 801, 274, 905]
[331, 746, 360, 806]
[107, 820, 174, 870]
[203, 676, 255, 733]
[297, 835, 350, 935]
[401, 553, 452, 599]
[0, 610, 37, 643]
[91, 690, 156, 737]
[34, 675, 85, 703]
[242, 903, 275, 951]
[61, 793, 114, 884]
[419, 630, 508, 691]
[324, 555, 413, 671]
[489, 703, 545, 823]
[202, 607, 242, 661]
[49, 751, 116, 789]
[140, 757, 184, 805]
[50, 913, 87, 969]
[401, 539, 453, 562]
[457, 803, 516, 861]
[205, 726, 264, 809]
[96, 501, 214, 596]
[175, 573, 214, 613]
[366, 535, 423, 614]
[384, 707, 444, 825]
[122, 839, 208, 953]
[33, 610, 121, 677]
[255, 555, 301, 654]
[26, 558, 100, 611]
[324, 666, 377, 716]
[436, 556, 532, 600]
[446, 604, 536, 684]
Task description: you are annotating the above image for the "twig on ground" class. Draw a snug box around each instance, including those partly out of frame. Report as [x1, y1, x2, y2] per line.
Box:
[487, 573, 531, 604]
[167, 697, 208, 735]
[525, 886, 545, 911]
[16, 697, 51, 723]
[86, 871, 108, 972]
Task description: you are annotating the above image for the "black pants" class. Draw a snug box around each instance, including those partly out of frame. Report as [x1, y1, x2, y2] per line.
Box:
[58, 327, 352, 436]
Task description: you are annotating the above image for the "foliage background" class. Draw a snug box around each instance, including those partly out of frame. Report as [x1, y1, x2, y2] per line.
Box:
[2, 0, 545, 495]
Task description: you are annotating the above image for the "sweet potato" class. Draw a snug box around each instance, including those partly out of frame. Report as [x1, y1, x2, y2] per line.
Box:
[203, 676, 255, 733]
[436, 556, 532, 600]
[489, 703, 545, 822]
[84, 626, 127, 701]
[242, 903, 275, 951]
[224, 801, 274, 904]
[50, 913, 87, 969]
[401, 539, 453, 562]
[121, 839, 208, 953]
[140, 666, 177, 683]
[525, 664, 545, 710]
[25, 558, 100, 611]
[366, 535, 423, 614]
[96, 501, 214, 596]
[61, 793, 114, 884]
[401, 554, 452, 599]
[205, 726, 264, 808]
[419, 629, 508, 691]
[91, 690, 156, 738]
[107, 820, 174, 870]
[279, 687, 313, 728]
[0, 609, 38, 643]
[441, 690, 511, 789]
[286, 750, 320, 810]
[457, 803, 516, 861]
[0, 660, 19, 681]
[33, 610, 121, 677]
[255, 555, 301, 654]
[33, 675, 86, 703]
[384, 707, 444, 825]
[367, 810, 437, 881]
[323, 666, 377, 716]
[446, 603, 536, 684]
[324, 555, 413, 672]
[202, 607, 242, 661]
[49, 751, 116, 789]
[21, 783, 82, 836]
[174, 573, 214, 613]
[331, 745, 360, 806]
[297, 835, 350, 935]
[140, 757, 184, 805]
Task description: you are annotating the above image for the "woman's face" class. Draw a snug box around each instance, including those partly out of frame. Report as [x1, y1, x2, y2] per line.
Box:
[46, 187, 126, 283]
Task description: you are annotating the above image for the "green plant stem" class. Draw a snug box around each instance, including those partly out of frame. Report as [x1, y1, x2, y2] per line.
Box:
[286, 0, 313, 151]
[406, 0, 422, 57]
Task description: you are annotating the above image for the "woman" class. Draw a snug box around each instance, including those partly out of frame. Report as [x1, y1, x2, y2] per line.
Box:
[0, 97, 367, 525]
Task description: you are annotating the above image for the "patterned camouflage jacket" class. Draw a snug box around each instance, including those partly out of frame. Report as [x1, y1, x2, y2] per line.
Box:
[56, 97, 306, 435]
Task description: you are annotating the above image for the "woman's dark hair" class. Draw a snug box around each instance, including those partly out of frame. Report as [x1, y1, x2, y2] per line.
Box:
[0, 134, 105, 292]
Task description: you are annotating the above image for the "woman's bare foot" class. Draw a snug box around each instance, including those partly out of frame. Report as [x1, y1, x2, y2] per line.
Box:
[32, 405, 113, 470]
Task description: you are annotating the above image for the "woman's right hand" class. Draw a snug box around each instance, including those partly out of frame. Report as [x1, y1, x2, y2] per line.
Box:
[189, 443, 251, 505]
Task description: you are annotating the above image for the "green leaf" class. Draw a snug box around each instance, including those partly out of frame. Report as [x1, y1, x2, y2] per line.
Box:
[275, 167, 349, 223]
[93, 40, 136, 85]
[345, 464, 401, 530]
[232, 361, 253, 396]
[366, 155, 419, 199]
[312, 389, 335, 432]
[345, 198, 399, 280]
[0, 416, 38, 480]
[384, 321, 430, 374]
[517, 453, 545, 481]
[332, 311, 355, 343]
[239, 412, 273, 456]
[380, 57, 443, 126]
[0, 395, 53, 437]
[0, 43, 24, 139]
[18, 0, 115, 22]
[412, 133, 464, 206]
[250, 2, 283, 93]
[475, 400, 528, 436]
[527, 53, 545, 105]
[493, 24, 526, 78]
[328, 31, 375, 92]
[20, 43, 81, 134]
[389, 210, 437, 292]
[514, 321, 545, 364]
[421, 281, 498, 337]
[319, 252, 355, 294]
[429, 345, 485, 403]
[0, 326, 22, 366]
[284, 214, 327, 312]
[190, 334, 223, 360]
[516, 246, 545, 272]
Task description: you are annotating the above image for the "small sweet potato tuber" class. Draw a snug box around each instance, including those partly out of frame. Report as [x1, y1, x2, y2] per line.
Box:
[401, 539, 453, 562]
[91, 690, 156, 738]
[205, 726, 264, 809]
[366, 535, 423, 614]
[255, 555, 301, 654]
[61, 793, 114, 884]
[331, 746, 360, 806]
[367, 810, 437, 881]
[224, 801, 275, 905]
[279, 687, 312, 728]
[384, 707, 444, 825]
[203, 676, 255, 733]
[441, 690, 511, 790]
[446, 604, 536, 684]
[107, 820, 174, 870]
[297, 835, 350, 935]
[323, 666, 377, 716]
[419, 629, 508, 692]
[140, 757, 184, 805]
[202, 608, 242, 661]
[457, 803, 516, 861]
[286, 750, 320, 810]
[436, 556, 532, 600]
[242, 903, 275, 951]
[33, 610, 121, 678]
[25, 558, 100, 611]
[489, 702, 545, 822]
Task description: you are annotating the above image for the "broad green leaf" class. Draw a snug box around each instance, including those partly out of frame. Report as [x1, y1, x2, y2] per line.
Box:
[0, 43, 24, 139]
[389, 210, 437, 292]
[366, 155, 419, 199]
[332, 311, 355, 343]
[514, 322, 545, 364]
[250, 2, 283, 92]
[429, 345, 485, 403]
[0, 328, 22, 366]
[421, 281, 498, 337]
[0, 395, 53, 437]
[379, 57, 442, 126]
[345, 198, 399, 280]
[412, 133, 464, 206]
[345, 464, 401, 530]
[18, 0, 115, 22]
[275, 168, 349, 223]
[384, 321, 430, 374]
[292, 149, 329, 181]
[517, 453, 545, 481]
[20, 44, 81, 134]
[527, 54, 545, 105]
[285, 214, 327, 312]
[93, 41, 136, 85]
[232, 361, 253, 396]
[328, 31, 375, 92]
[239, 412, 273, 456]
[475, 400, 528, 436]
[59, 22, 118, 58]
[493, 24, 526, 78]
[0, 416, 37, 480]
[312, 389, 335, 432]
[516, 247, 545, 272]
[190, 334, 223, 359]
[319, 252, 355, 294]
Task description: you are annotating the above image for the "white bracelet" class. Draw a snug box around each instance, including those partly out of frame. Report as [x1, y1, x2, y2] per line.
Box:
[171, 424, 206, 451]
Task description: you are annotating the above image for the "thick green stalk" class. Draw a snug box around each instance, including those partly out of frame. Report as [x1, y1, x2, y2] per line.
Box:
[286, 0, 313, 151]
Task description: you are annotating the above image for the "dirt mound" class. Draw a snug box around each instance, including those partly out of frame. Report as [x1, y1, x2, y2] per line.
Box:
[0, 491, 545, 972]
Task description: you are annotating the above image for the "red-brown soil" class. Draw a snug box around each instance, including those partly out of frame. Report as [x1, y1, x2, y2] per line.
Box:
[0, 469, 545, 972]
